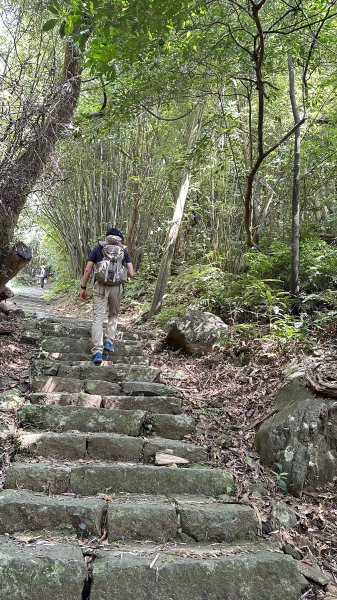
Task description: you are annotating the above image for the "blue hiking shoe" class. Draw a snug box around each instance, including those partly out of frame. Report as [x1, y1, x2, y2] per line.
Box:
[91, 351, 103, 365]
[103, 340, 114, 354]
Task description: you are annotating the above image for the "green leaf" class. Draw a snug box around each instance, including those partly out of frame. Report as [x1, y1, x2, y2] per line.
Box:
[278, 479, 288, 493]
[59, 21, 66, 38]
[48, 0, 62, 15]
[42, 18, 58, 32]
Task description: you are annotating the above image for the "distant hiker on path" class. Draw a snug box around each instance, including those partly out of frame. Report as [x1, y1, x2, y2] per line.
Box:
[80, 227, 134, 365]
[39, 265, 47, 289]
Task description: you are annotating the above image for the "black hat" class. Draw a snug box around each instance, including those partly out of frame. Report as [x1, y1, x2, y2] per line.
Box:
[106, 227, 124, 241]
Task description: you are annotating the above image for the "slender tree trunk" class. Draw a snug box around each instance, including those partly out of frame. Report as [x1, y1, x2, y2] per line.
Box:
[288, 53, 301, 297]
[148, 104, 203, 317]
[0, 40, 81, 294]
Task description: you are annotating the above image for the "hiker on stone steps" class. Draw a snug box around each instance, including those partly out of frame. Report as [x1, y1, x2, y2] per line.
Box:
[80, 227, 134, 365]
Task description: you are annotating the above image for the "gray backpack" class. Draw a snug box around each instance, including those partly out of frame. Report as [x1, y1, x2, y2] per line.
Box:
[95, 242, 128, 286]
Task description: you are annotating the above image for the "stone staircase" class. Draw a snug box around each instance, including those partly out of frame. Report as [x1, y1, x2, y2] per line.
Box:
[0, 313, 307, 599]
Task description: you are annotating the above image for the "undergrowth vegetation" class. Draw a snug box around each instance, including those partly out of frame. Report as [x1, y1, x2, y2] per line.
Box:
[36, 237, 337, 351]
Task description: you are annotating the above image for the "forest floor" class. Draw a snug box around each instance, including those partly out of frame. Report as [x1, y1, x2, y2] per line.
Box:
[1, 284, 337, 599]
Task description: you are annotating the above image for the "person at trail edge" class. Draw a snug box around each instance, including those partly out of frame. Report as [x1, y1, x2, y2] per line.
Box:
[80, 227, 134, 365]
[39, 265, 47, 289]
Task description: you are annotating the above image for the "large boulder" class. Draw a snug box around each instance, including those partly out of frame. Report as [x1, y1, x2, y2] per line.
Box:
[256, 368, 337, 496]
[166, 311, 227, 356]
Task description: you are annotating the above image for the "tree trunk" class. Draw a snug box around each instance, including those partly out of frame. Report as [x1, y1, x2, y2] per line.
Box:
[148, 104, 204, 317]
[0, 40, 81, 294]
[0, 243, 32, 301]
[288, 53, 301, 297]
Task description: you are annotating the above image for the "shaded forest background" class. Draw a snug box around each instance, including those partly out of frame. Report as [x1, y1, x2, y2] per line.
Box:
[2, 0, 337, 336]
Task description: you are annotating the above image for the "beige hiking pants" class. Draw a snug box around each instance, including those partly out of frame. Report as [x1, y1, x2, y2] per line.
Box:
[91, 281, 122, 354]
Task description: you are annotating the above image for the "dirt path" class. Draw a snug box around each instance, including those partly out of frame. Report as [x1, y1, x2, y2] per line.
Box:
[7, 284, 57, 316]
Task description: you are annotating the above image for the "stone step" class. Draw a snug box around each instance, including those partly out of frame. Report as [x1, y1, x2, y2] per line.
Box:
[0, 490, 105, 537]
[4, 461, 233, 497]
[39, 336, 142, 355]
[19, 431, 144, 462]
[18, 405, 146, 435]
[121, 381, 177, 396]
[0, 536, 87, 600]
[29, 392, 181, 413]
[38, 325, 139, 342]
[103, 395, 182, 414]
[32, 375, 121, 395]
[18, 404, 195, 440]
[31, 377, 178, 397]
[34, 317, 140, 340]
[40, 353, 149, 365]
[143, 437, 207, 463]
[0, 536, 306, 600]
[147, 414, 195, 440]
[18, 431, 206, 463]
[34, 314, 137, 330]
[19, 404, 195, 439]
[32, 360, 160, 383]
[0, 487, 257, 544]
[88, 543, 305, 600]
[29, 392, 103, 408]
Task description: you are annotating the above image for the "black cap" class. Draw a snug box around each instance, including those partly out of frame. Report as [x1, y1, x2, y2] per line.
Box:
[106, 227, 124, 241]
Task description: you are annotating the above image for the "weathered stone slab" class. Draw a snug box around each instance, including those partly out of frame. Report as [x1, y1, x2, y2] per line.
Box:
[40, 336, 143, 356]
[0, 536, 86, 599]
[0, 390, 25, 412]
[36, 315, 91, 327]
[43, 355, 149, 365]
[20, 330, 44, 344]
[19, 432, 87, 460]
[31, 359, 61, 376]
[43, 353, 146, 364]
[19, 431, 144, 462]
[177, 502, 258, 542]
[103, 395, 182, 414]
[36, 315, 139, 336]
[31, 376, 84, 394]
[90, 548, 306, 600]
[18, 405, 146, 435]
[271, 500, 297, 529]
[85, 380, 121, 395]
[256, 374, 337, 495]
[166, 310, 228, 357]
[150, 414, 195, 440]
[122, 382, 178, 397]
[143, 437, 207, 464]
[58, 364, 161, 383]
[30, 392, 102, 408]
[108, 500, 177, 542]
[0, 489, 105, 536]
[4, 462, 71, 494]
[298, 561, 331, 586]
[38, 321, 91, 337]
[86, 433, 144, 462]
[70, 464, 233, 497]
[40, 336, 91, 354]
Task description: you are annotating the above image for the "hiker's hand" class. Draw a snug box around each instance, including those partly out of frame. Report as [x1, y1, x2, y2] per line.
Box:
[80, 289, 88, 301]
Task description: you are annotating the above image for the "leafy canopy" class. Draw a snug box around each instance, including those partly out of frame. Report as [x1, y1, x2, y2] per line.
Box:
[44, 0, 202, 76]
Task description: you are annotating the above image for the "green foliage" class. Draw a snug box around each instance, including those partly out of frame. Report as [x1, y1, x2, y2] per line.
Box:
[300, 239, 337, 291]
[244, 243, 291, 288]
[271, 463, 289, 494]
[164, 264, 226, 313]
[217, 273, 291, 323]
[245, 239, 337, 293]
